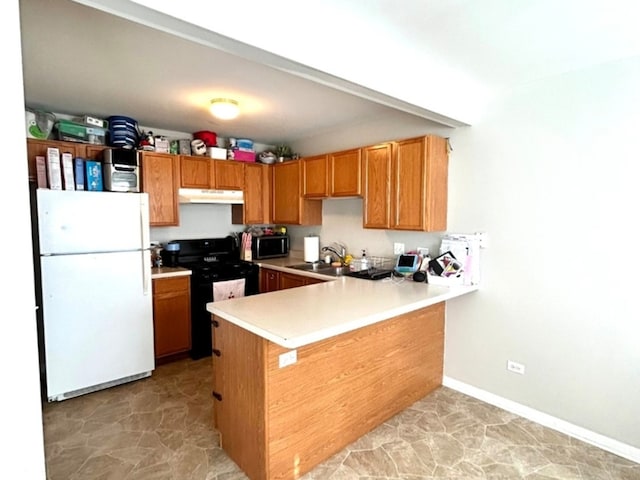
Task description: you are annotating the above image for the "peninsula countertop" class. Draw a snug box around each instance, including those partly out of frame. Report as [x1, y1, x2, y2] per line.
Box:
[207, 255, 478, 349]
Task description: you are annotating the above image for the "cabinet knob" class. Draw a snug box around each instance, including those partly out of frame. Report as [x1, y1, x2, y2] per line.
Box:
[212, 349, 221, 357]
[212, 391, 222, 401]
[212, 319, 219, 328]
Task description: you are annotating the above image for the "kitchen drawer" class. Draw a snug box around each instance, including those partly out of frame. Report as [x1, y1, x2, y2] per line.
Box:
[153, 275, 189, 295]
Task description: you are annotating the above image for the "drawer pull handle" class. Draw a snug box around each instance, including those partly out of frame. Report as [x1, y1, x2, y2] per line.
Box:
[212, 391, 222, 401]
[212, 349, 221, 357]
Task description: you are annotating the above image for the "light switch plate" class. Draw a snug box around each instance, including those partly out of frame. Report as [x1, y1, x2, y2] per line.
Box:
[393, 243, 405, 255]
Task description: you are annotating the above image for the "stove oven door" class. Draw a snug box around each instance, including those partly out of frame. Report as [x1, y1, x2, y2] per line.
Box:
[190, 263, 259, 360]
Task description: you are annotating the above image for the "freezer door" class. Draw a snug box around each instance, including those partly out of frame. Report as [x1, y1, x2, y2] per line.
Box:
[36, 189, 150, 254]
[40, 250, 154, 400]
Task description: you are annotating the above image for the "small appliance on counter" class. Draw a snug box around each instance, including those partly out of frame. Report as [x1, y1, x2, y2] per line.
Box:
[102, 148, 140, 192]
[161, 241, 180, 267]
[251, 234, 289, 259]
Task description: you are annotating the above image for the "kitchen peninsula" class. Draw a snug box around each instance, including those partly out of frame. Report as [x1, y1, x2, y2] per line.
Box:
[207, 263, 477, 480]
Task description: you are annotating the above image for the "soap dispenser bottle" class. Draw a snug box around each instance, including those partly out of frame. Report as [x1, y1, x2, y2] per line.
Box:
[360, 249, 368, 270]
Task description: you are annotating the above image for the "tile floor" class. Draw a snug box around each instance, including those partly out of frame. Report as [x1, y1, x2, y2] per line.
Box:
[42, 358, 640, 480]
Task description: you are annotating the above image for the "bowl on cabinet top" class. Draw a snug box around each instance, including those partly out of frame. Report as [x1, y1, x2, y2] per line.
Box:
[258, 152, 277, 164]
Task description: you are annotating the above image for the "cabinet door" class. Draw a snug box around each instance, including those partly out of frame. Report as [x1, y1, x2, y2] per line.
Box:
[214, 160, 245, 190]
[272, 162, 302, 224]
[141, 152, 180, 226]
[392, 137, 426, 230]
[235, 163, 271, 225]
[180, 155, 211, 189]
[302, 154, 329, 198]
[152, 276, 191, 360]
[260, 268, 280, 293]
[330, 148, 361, 197]
[279, 272, 308, 290]
[26, 138, 89, 181]
[392, 136, 449, 232]
[362, 143, 392, 229]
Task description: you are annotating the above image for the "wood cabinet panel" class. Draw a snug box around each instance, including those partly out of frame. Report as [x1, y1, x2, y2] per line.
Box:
[302, 154, 329, 198]
[214, 160, 245, 190]
[392, 135, 449, 231]
[362, 143, 392, 228]
[141, 152, 180, 226]
[330, 148, 362, 197]
[363, 136, 448, 232]
[180, 155, 211, 189]
[272, 161, 322, 225]
[152, 276, 191, 361]
[26, 138, 106, 181]
[260, 268, 280, 293]
[233, 163, 272, 225]
[212, 302, 445, 480]
[279, 272, 308, 290]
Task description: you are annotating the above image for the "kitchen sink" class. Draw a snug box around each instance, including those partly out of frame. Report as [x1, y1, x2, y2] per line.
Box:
[286, 262, 349, 277]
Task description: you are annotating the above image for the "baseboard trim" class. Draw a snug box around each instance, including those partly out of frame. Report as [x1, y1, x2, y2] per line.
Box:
[442, 376, 640, 464]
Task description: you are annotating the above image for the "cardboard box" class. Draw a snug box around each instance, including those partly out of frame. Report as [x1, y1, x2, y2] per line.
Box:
[85, 161, 103, 191]
[74, 158, 85, 190]
[46, 147, 62, 190]
[35, 155, 47, 188]
[61, 152, 75, 190]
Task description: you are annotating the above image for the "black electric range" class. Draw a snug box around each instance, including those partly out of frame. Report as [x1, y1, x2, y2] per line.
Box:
[168, 236, 259, 359]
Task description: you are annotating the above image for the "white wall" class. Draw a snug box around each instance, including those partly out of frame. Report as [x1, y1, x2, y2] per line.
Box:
[150, 204, 239, 244]
[4, 0, 46, 477]
[444, 56, 640, 450]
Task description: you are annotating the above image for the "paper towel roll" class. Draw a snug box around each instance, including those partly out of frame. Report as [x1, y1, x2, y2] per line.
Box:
[304, 236, 320, 263]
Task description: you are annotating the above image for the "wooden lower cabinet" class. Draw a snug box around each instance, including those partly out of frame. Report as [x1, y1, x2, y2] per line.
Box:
[211, 302, 445, 480]
[152, 275, 191, 362]
[260, 268, 325, 293]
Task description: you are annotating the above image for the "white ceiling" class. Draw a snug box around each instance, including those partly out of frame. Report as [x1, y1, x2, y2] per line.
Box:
[19, 0, 640, 146]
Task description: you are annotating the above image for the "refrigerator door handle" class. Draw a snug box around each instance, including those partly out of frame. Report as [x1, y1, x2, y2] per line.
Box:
[142, 254, 151, 295]
[140, 195, 151, 296]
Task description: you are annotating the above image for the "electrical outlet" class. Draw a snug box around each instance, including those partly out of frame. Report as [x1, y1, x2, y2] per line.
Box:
[507, 360, 525, 375]
[279, 350, 297, 368]
[417, 247, 429, 257]
[393, 242, 405, 255]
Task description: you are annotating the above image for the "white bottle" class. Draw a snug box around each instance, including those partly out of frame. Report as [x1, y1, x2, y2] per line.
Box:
[360, 249, 368, 270]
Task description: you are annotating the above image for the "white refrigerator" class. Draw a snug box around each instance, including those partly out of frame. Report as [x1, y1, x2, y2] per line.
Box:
[35, 189, 154, 401]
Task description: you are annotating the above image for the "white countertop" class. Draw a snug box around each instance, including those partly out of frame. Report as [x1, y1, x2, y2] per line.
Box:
[207, 255, 478, 349]
[151, 266, 192, 279]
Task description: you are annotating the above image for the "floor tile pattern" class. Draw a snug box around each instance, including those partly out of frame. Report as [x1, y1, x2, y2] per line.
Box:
[42, 358, 640, 479]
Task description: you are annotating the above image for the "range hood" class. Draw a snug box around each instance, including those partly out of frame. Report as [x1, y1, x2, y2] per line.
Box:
[178, 188, 244, 204]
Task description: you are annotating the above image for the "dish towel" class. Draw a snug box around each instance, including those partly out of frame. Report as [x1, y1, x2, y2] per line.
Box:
[213, 278, 246, 301]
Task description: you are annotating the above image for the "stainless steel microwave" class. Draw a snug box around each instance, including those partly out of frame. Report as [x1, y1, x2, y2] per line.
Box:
[251, 235, 289, 259]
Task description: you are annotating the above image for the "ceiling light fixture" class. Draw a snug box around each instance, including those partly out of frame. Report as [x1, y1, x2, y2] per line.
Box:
[210, 98, 239, 120]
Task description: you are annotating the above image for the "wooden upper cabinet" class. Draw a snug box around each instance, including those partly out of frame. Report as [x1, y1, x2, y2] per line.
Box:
[232, 163, 271, 225]
[362, 135, 448, 232]
[214, 160, 244, 190]
[302, 154, 329, 198]
[362, 143, 393, 229]
[272, 161, 322, 225]
[392, 135, 448, 231]
[140, 151, 180, 226]
[180, 156, 244, 190]
[180, 155, 211, 189]
[330, 148, 362, 197]
[26, 138, 107, 181]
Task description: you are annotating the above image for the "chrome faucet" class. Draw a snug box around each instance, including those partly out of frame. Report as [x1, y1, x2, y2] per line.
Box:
[321, 245, 346, 264]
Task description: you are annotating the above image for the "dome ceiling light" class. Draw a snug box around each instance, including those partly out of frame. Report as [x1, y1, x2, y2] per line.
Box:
[210, 98, 239, 120]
